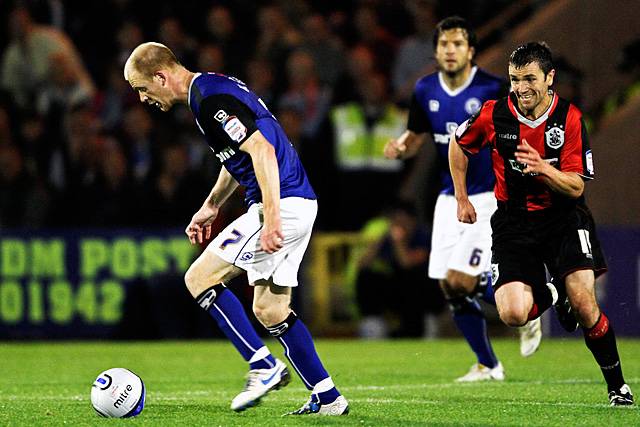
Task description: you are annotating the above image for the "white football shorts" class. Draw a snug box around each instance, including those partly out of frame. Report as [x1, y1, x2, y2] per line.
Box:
[208, 197, 317, 287]
[428, 191, 497, 280]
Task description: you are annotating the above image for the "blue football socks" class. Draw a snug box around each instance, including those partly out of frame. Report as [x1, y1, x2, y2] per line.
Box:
[267, 312, 341, 404]
[450, 296, 498, 368]
[196, 285, 275, 370]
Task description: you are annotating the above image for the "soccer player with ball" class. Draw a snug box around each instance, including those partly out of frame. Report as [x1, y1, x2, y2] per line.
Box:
[123, 42, 348, 415]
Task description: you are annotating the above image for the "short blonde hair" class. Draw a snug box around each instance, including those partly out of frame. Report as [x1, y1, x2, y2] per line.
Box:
[124, 42, 180, 80]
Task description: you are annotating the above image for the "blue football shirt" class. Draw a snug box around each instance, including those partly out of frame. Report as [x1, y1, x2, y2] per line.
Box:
[408, 66, 504, 195]
[188, 73, 316, 205]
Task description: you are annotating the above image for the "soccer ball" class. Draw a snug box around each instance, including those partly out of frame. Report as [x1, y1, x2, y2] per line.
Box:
[91, 368, 146, 418]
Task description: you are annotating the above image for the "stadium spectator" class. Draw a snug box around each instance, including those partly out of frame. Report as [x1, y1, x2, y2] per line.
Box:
[329, 71, 406, 230]
[391, 0, 438, 104]
[279, 50, 332, 141]
[123, 42, 349, 415]
[115, 21, 145, 67]
[300, 13, 345, 87]
[355, 201, 444, 338]
[157, 17, 198, 68]
[1, 5, 95, 111]
[196, 43, 226, 75]
[384, 17, 542, 382]
[137, 142, 210, 227]
[255, 4, 302, 95]
[333, 44, 377, 104]
[204, 5, 248, 77]
[0, 144, 50, 228]
[449, 41, 633, 406]
[90, 137, 138, 226]
[244, 57, 276, 108]
[353, 4, 399, 77]
[120, 104, 159, 184]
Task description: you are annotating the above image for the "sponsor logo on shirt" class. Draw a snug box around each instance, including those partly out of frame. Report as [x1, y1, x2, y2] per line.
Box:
[223, 116, 247, 142]
[498, 133, 518, 140]
[429, 99, 439, 112]
[213, 109, 248, 142]
[215, 146, 236, 163]
[214, 109, 229, 122]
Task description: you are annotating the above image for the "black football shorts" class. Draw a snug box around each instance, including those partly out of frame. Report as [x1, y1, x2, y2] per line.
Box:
[490, 202, 607, 290]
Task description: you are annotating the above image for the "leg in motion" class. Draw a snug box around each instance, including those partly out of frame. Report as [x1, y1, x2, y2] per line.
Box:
[184, 251, 289, 411]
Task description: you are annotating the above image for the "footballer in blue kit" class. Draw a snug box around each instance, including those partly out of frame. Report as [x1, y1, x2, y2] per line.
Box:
[124, 42, 348, 416]
[384, 17, 542, 382]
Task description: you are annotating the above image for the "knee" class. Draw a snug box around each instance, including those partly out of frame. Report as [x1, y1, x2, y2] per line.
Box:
[498, 307, 528, 327]
[184, 265, 202, 297]
[571, 295, 600, 327]
[443, 272, 476, 297]
[253, 301, 289, 327]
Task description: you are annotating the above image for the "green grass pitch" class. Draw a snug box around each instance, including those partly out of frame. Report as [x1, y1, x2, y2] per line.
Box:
[1, 339, 638, 426]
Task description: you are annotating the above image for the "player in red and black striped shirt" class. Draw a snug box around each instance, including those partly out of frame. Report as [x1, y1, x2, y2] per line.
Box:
[449, 42, 633, 406]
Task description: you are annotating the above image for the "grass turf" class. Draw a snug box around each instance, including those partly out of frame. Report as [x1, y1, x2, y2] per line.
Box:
[1, 338, 638, 426]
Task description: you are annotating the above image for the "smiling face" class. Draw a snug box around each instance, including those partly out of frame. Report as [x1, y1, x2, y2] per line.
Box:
[435, 28, 474, 76]
[509, 61, 555, 118]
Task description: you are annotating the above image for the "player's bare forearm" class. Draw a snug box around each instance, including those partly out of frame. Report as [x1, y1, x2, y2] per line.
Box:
[448, 134, 477, 223]
[206, 167, 239, 208]
[540, 169, 584, 198]
[241, 130, 283, 252]
[384, 131, 425, 160]
[448, 133, 470, 201]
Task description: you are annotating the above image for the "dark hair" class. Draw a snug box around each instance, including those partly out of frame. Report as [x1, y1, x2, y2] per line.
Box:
[509, 42, 554, 75]
[432, 16, 477, 50]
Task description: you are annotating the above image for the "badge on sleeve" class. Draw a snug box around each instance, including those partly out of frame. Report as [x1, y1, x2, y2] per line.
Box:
[585, 149, 594, 175]
[223, 116, 247, 142]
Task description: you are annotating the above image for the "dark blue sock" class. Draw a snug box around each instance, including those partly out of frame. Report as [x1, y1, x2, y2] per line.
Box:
[196, 285, 275, 370]
[477, 272, 496, 306]
[268, 312, 340, 404]
[449, 296, 498, 368]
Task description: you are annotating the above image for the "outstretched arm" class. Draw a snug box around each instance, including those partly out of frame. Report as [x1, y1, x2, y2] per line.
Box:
[240, 130, 284, 254]
[383, 130, 426, 160]
[448, 133, 476, 224]
[186, 167, 239, 244]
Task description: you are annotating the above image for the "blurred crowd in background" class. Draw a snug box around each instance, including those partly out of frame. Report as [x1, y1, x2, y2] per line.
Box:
[0, 0, 544, 232]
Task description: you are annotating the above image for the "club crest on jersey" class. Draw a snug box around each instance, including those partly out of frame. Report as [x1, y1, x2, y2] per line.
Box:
[429, 99, 439, 112]
[491, 263, 499, 284]
[545, 126, 564, 149]
[464, 97, 481, 115]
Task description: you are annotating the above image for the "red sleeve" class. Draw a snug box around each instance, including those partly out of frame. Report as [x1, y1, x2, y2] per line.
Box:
[454, 100, 494, 155]
[561, 105, 594, 179]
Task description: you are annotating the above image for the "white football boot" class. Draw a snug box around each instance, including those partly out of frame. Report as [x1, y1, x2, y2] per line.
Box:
[286, 395, 350, 416]
[518, 317, 542, 357]
[455, 361, 505, 382]
[230, 358, 290, 412]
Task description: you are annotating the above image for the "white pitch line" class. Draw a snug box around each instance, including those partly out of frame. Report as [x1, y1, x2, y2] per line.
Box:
[0, 395, 615, 410]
